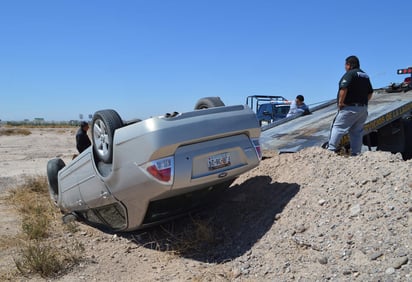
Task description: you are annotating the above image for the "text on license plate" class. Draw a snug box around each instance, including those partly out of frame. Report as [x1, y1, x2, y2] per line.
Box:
[208, 152, 231, 170]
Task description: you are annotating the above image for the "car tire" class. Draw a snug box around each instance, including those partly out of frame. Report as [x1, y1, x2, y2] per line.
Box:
[92, 109, 124, 163]
[47, 158, 65, 204]
[194, 97, 225, 109]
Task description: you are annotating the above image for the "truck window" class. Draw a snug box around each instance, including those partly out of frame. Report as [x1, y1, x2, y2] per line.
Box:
[257, 104, 272, 115]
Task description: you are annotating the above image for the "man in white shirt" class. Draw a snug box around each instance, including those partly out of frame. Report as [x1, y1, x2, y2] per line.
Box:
[286, 95, 309, 118]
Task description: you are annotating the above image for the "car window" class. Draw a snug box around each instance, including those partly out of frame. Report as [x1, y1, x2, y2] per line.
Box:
[95, 203, 127, 230]
[278, 105, 290, 115]
[257, 104, 272, 115]
[79, 202, 127, 230]
[80, 209, 104, 226]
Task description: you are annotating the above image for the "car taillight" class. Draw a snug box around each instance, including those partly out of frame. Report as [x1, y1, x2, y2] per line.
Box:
[252, 139, 262, 160]
[142, 156, 174, 184]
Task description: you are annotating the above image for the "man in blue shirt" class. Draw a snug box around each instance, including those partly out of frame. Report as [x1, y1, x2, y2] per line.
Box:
[327, 56, 373, 155]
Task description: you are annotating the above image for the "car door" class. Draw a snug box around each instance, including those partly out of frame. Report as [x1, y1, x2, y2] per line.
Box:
[59, 150, 117, 210]
[73, 151, 118, 209]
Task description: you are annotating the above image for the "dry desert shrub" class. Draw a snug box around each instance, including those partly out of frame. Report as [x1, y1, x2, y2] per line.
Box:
[7, 176, 54, 240]
[5, 175, 84, 279]
[14, 242, 65, 277]
[14, 239, 84, 278]
[137, 216, 217, 255]
[0, 128, 32, 136]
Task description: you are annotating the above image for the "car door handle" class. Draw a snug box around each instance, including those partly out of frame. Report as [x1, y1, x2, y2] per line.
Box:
[100, 191, 109, 199]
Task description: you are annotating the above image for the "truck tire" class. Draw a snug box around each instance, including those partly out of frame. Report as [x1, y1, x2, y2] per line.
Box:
[47, 158, 66, 204]
[92, 109, 124, 163]
[401, 117, 412, 160]
[194, 97, 225, 109]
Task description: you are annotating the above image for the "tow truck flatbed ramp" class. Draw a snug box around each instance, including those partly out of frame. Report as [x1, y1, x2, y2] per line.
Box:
[260, 90, 412, 153]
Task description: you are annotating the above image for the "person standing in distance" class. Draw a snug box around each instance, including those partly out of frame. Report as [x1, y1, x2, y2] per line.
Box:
[327, 56, 373, 156]
[76, 121, 91, 154]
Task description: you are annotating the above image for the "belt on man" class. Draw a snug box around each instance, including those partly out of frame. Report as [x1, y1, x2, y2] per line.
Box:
[346, 103, 366, 107]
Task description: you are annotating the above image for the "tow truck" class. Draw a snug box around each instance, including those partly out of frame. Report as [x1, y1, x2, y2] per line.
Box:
[384, 67, 412, 93]
[260, 69, 412, 160]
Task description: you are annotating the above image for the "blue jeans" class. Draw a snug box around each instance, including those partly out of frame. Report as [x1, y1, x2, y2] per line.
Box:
[327, 106, 368, 155]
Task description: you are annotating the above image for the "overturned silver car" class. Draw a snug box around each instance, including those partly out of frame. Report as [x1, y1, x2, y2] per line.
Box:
[47, 97, 261, 231]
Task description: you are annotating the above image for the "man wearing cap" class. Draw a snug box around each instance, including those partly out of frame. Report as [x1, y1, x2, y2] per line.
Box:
[327, 55, 374, 156]
[76, 121, 91, 153]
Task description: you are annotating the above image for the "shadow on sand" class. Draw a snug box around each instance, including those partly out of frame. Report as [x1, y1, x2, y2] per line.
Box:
[120, 176, 299, 263]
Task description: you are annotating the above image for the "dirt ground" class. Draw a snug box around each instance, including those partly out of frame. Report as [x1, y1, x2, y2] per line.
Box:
[0, 127, 411, 281]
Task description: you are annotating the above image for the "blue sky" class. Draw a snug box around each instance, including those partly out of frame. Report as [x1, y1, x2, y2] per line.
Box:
[1, 1, 411, 121]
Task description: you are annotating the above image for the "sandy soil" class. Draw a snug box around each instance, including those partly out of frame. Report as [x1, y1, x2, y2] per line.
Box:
[0, 127, 411, 281]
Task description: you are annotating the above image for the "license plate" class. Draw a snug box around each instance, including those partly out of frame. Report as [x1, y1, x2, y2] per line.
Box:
[208, 152, 231, 170]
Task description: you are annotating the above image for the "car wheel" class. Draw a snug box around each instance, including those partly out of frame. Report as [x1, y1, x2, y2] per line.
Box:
[92, 109, 124, 163]
[47, 158, 65, 204]
[194, 97, 225, 109]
